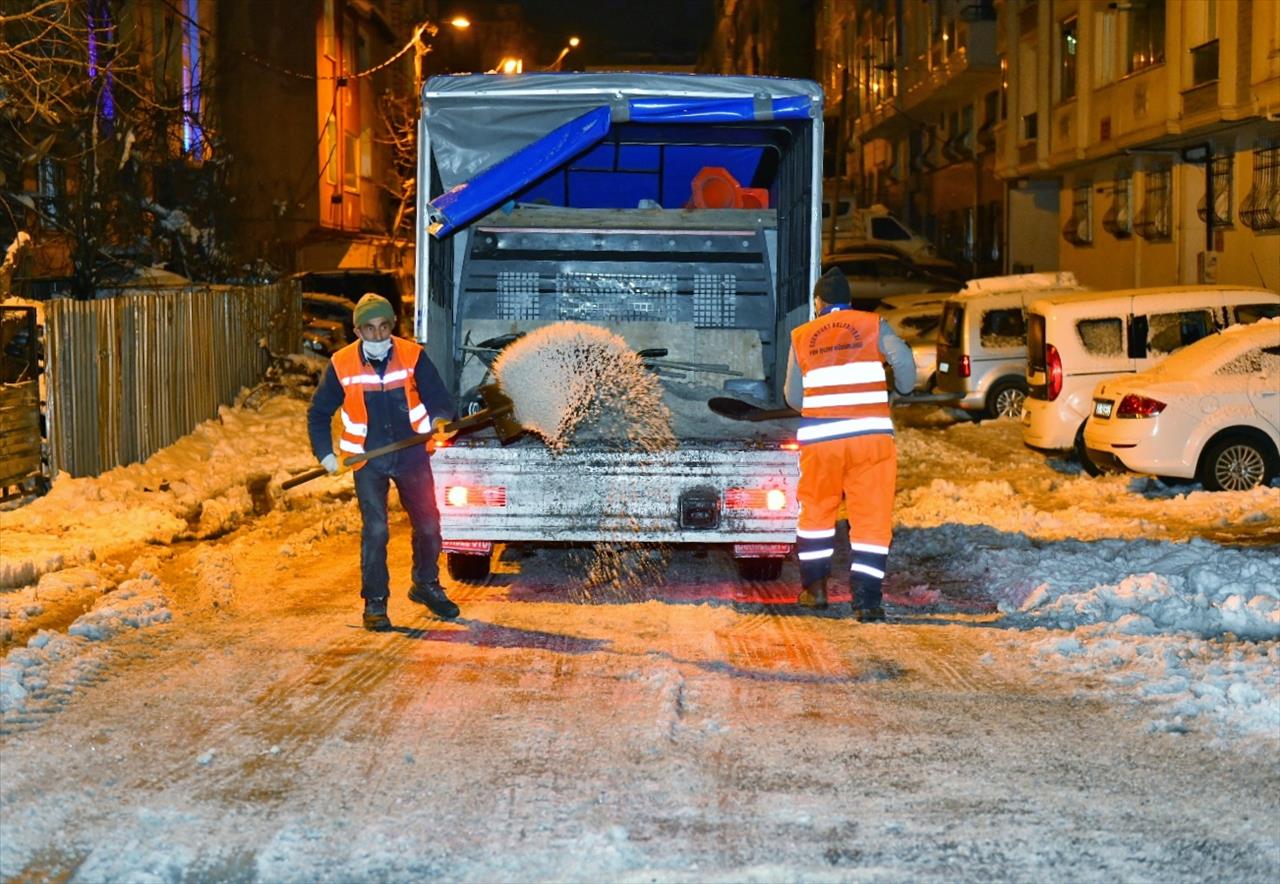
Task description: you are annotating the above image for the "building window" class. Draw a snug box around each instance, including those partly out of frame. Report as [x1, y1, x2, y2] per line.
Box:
[1189, 0, 1218, 85]
[1058, 17, 1078, 101]
[1240, 143, 1280, 231]
[1022, 112, 1038, 142]
[1093, 6, 1116, 84]
[1017, 38, 1037, 140]
[1190, 39, 1219, 86]
[1198, 156, 1233, 226]
[1127, 0, 1165, 74]
[1063, 181, 1092, 245]
[1103, 173, 1132, 239]
[1135, 165, 1172, 240]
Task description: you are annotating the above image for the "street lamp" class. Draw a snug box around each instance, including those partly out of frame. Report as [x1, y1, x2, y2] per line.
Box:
[546, 36, 581, 71]
[413, 17, 472, 92]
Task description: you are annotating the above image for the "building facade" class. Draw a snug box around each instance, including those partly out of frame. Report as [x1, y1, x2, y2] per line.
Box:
[815, 0, 1279, 290]
[998, 0, 1278, 291]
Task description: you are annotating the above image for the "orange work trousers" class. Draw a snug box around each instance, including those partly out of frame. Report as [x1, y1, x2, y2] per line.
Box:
[795, 433, 897, 604]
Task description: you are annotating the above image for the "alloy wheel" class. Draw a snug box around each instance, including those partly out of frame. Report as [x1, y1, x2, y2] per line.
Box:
[1213, 444, 1266, 491]
[994, 387, 1026, 419]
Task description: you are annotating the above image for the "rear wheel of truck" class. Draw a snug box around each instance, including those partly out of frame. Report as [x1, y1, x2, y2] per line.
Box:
[737, 557, 784, 581]
[446, 552, 491, 582]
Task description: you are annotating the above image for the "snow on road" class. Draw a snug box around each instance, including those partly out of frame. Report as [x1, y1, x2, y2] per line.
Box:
[1, 394, 1277, 881]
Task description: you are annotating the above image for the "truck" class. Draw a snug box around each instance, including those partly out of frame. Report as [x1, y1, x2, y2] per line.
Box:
[414, 72, 824, 582]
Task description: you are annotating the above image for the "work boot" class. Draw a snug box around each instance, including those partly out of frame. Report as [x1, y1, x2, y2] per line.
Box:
[362, 597, 392, 632]
[409, 581, 460, 619]
[854, 606, 886, 623]
[797, 577, 828, 609]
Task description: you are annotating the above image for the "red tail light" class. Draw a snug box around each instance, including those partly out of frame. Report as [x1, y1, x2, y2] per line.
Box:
[724, 487, 788, 511]
[1046, 344, 1063, 401]
[960, 354, 971, 378]
[1116, 394, 1166, 418]
[444, 485, 507, 507]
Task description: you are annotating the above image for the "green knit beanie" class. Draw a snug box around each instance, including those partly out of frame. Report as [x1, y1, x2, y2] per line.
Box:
[353, 293, 395, 327]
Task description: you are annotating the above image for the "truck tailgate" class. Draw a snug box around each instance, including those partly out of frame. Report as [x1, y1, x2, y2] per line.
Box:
[432, 443, 798, 543]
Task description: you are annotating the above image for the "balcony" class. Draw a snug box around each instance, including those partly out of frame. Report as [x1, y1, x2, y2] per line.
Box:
[898, 17, 999, 115]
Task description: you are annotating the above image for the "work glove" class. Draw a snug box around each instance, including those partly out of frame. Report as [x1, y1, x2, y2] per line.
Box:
[431, 417, 457, 443]
[321, 453, 339, 474]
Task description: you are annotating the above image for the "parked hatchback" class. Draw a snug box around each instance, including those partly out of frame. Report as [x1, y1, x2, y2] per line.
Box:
[935, 272, 1085, 419]
[1083, 320, 1280, 490]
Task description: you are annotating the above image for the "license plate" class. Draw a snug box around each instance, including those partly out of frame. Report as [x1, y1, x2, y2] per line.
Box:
[1093, 399, 1113, 418]
[938, 361, 950, 373]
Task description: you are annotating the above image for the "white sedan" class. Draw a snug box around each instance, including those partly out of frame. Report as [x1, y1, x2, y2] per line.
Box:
[1083, 320, 1280, 491]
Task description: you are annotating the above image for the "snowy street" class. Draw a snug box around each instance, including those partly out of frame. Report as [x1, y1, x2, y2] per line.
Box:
[2, 395, 1278, 882]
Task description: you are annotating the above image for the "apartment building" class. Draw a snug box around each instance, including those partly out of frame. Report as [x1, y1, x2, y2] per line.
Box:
[819, 0, 1004, 277]
[819, 0, 1278, 290]
[1000, 0, 1278, 291]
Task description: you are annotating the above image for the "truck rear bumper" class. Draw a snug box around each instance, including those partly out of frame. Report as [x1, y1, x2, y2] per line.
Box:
[432, 443, 799, 544]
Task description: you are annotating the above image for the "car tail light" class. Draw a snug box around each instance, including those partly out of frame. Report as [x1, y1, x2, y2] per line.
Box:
[442, 539, 493, 554]
[444, 485, 507, 507]
[724, 487, 788, 511]
[1116, 394, 1166, 418]
[1046, 344, 1063, 401]
[733, 543, 792, 558]
[960, 354, 971, 378]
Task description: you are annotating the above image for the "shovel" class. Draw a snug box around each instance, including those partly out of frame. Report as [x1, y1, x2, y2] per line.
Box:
[281, 384, 522, 491]
[707, 396, 799, 422]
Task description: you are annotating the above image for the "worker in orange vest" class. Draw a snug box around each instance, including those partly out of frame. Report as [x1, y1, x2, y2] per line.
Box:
[307, 293, 458, 631]
[783, 268, 916, 621]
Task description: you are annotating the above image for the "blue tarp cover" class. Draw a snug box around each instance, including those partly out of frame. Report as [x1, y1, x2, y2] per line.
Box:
[423, 73, 821, 238]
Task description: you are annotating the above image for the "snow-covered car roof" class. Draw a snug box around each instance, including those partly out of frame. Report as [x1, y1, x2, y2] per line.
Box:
[954, 271, 1083, 300]
[301, 292, 358, 308]
[1027, 284, 1276, 310]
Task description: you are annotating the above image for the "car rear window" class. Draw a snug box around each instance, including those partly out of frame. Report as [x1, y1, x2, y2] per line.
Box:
[979, 308, 1026, 349]
[1076, 317, 1124, 356]
[939, 302, 964, 347]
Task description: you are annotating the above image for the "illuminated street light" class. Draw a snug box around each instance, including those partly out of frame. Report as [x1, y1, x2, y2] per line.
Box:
[449, 16, 471, 29]
[547, 36, 582, 71]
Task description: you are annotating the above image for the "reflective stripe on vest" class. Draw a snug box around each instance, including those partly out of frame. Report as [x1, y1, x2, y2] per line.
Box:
[791, 308, 892, 445]
[330, 337, 432, 468]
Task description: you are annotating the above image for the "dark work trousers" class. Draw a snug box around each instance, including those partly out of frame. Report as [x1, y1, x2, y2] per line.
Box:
[352, 450, 442, 600]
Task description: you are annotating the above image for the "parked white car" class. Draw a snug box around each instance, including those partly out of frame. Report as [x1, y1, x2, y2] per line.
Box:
[1082, 320, 1280, 490]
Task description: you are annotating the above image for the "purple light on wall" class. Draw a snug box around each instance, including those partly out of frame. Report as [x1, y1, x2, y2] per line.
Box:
[182, 0, 205, 155]
[87, 0, 116, 126]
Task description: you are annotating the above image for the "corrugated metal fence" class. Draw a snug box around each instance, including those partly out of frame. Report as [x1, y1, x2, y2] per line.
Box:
[45, 282, 300, 477]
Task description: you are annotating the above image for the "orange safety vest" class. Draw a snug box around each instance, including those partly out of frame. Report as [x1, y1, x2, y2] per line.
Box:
[330, 337, 434, 469]
[791, 307, 892, 444]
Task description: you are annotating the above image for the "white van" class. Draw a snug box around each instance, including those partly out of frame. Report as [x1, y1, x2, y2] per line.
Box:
[935, 272, 1086, 419]
[1022, 285, 1280, 466]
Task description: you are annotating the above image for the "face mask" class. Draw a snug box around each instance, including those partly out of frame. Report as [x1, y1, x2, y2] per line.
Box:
[362, 338, 392, 360]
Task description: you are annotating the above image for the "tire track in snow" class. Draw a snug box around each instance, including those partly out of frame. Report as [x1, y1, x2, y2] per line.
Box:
[127, 624, 438, 799]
